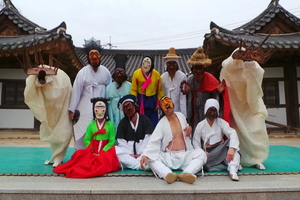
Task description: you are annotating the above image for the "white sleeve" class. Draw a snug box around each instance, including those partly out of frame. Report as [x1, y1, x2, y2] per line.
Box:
[137, 134, 151, 155]
[116, 138, 134, 155]
[179, 76, 187, 118]
[142, 123, 164, 161]
[220, 119, 239, 150]
[69, 70, 84, 112]
[193, 123, 203, 149]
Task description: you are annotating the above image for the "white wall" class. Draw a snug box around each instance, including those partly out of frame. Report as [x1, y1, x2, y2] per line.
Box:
[0, 69, 27, 79]
[0, 69, 32, 129]
[266, 108, 287, 127]
[0, 109, 34, 129]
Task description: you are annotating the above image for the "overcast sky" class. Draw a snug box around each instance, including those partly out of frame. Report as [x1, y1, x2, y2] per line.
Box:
[5, 0, 300, 49]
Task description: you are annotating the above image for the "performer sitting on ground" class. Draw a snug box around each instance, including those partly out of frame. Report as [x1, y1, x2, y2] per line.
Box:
[53, 97, 120, 178]
[140, 96, 207, 184]
[116, 94, 154, 170]
[193, 98, 241, 181]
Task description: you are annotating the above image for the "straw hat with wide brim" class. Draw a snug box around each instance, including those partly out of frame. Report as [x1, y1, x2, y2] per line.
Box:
[163, 47, 182, 59]
[187, 46, 212, 67]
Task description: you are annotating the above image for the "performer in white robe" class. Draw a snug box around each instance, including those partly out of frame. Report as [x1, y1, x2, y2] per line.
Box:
[220, 48, 269, 168]
[24, 66, 73, 167]
[193, 98, 240, 181]
[161, 47, 187, 117]
[69, 39, 112, 149]
[140, 96, 206, 184]
[69, 64, 111, 149]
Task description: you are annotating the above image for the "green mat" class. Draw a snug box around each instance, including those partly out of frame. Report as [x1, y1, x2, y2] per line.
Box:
[1, 145, 299, 176]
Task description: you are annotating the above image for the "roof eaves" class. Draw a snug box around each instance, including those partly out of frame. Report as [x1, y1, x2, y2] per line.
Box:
[233, 3, 300, 33]
[207, 31, 300, 50]
[0, 1, 46, 34]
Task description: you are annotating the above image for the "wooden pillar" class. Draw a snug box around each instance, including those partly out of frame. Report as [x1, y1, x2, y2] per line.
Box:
[283, 56, 300, 128]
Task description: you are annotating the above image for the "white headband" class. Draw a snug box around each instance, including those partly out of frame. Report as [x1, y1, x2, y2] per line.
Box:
[204, 98, 220, 115]
[118, 98, 134, 110]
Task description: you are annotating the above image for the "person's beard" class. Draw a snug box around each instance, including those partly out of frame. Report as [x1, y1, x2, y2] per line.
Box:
[91, 61, 100, 68]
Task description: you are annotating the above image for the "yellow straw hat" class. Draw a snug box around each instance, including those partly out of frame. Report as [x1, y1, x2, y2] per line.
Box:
[187, 46, 212, 67]
[163, 47, 182, 59]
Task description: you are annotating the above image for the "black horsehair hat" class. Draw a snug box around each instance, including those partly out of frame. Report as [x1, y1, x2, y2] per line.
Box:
[118, 94, 136, 110]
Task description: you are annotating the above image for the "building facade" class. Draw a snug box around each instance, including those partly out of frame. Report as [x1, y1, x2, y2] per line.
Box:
[203, 0, 300, 130]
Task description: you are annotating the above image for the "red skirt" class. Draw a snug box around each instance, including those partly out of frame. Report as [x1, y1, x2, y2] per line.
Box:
[53, 142, 120, 178]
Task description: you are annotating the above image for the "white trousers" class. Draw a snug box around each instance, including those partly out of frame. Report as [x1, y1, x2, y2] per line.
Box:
[148, 149, 207, 178]
[228, 151, 241, 173]
[117, 154, 144, 170]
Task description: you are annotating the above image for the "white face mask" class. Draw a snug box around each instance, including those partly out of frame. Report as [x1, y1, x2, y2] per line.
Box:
[94, 101, 106, 119]
[142, 57, 151, 73]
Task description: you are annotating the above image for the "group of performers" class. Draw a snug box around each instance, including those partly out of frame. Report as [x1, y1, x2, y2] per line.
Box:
[24, 40, 269, 182]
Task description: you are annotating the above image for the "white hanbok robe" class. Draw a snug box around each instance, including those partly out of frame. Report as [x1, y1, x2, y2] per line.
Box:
[106, 81, 131, 131]
[220, 50, 269, 167]
[193, 118, 239, 151]
[193, 118, 240, 171]
[161, 70, 187, 117]
[143, 112, 206, 177]
[24, 68, 73, 165]
[69, 64, 112, 149]
[143, 112, 193, 161]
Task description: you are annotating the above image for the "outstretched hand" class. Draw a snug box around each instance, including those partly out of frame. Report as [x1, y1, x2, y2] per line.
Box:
[180, 80, 190, 95]
[218, 79, 226, 93]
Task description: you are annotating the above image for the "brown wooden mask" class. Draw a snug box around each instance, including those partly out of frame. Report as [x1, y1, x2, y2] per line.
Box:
[232, 34, 273, 64]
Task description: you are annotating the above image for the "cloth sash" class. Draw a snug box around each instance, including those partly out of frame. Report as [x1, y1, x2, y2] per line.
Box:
[140, 72, 152, 114]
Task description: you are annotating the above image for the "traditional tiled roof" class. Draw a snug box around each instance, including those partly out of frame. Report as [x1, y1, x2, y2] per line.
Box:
[0, 0, 46, 34]
[233, 0, 300, 34]
[0, 0, 84, 76]
[76, 48, 196, 79]
[0, 21, 84, 71]
[202, 0, 300, 78]
[206, 22, 300, 50]
[0, 22, 65, 50]
[204, 0, 300, 51]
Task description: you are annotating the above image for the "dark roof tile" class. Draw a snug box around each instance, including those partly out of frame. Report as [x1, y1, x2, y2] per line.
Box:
[0, 0, 46, 34]
[207, 20, 300, 50]
[75, 48, 196, 77]
[232, 3, 300, 34]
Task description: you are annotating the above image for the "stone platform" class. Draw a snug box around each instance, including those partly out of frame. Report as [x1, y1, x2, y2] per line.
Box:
[1, 130, 300, 199]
